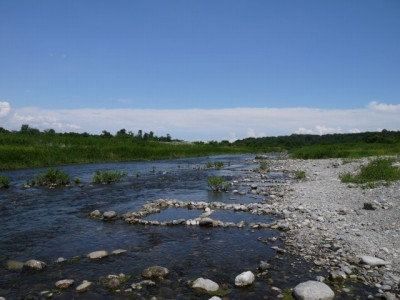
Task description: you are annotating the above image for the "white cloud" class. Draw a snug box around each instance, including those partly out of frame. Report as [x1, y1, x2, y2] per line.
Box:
[1, 101, 399, 141]
[0, 101, 11, 118]
[368, 101, 400, 112]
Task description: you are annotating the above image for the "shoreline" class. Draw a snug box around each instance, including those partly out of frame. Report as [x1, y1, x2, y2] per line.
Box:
[268, 157, 400, 297]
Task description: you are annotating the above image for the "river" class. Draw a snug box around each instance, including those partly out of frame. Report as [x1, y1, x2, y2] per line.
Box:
[0, 154, 375, 299]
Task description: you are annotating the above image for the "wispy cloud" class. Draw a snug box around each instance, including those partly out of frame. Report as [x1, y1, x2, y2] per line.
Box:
[1, 101, 399, 141]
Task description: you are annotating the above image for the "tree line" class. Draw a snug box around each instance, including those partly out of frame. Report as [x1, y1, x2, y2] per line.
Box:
[232, 130, 400, 149]
[0, 124, 177, 142]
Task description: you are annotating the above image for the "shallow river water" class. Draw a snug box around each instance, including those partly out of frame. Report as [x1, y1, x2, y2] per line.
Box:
[0, 155, 376, 299]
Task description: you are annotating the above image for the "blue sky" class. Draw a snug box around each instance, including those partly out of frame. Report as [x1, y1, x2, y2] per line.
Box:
[0, 0, 399, 140]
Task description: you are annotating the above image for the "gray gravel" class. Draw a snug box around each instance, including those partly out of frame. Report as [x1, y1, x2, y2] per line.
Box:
[270, 157, 400, 294]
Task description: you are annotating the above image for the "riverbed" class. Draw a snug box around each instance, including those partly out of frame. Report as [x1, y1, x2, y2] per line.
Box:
[0, 155, 379, 299]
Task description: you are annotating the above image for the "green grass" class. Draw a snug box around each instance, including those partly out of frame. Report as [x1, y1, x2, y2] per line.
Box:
[254, 160, 269, 172]
[33, 168, 70, 187]
[0, 133, 251, 170]
[207, 176, 232, 192]
[92, 170, 126, 184]
[291, 142, 400, 159]
[294, 170, 306, 180]
[0, 176, 10, 188]
[340, 158, 400, 185]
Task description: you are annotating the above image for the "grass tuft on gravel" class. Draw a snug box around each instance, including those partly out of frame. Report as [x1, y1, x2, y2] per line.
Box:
[340, 158, 400, 185]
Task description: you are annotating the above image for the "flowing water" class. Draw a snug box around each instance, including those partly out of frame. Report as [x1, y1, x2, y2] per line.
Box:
[0, 155, 376, 299]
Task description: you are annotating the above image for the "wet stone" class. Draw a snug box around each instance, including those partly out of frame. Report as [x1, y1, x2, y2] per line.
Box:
[90, 209, 101, 218]
[54, 257, 67, 264]
[235, 271, 255, 287]
[23, 259, 46, 271]
[5, 260, 24, 271]
[191, 277, 219, 292]
[293, 280, 335, 300]
[112, 249, 127, 255]
[142, 266, 169, 279]
[76, 280, 92, 292]
[103, 210, 117, 221]
[55, 279, 74, 289]
[87, 250, 108, 260]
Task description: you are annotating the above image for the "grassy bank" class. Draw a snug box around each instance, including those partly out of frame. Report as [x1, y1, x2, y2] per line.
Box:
[1, 129, 400, 170]
[0, 133, 252, 170]
[291, 142, 400, 159]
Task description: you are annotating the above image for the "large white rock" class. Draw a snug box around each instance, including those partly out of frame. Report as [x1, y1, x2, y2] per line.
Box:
[361, 256, 388, 266]
[293, 280, 334, 300]
[209, 297, 222, 300]
[192, 277, 219, 292]
[234, 271, 255, 287]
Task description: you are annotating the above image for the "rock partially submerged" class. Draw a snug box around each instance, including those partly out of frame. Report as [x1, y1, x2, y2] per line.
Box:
[142, 266, 169, 279]
[55, 279, 74, 289]
[76, 280, 92, 292]
[87, 250, 108, 260]
[234, 271, 255, 287]
[191, 277, 219, 292]
[103, 210, 117, 221]
[293, 280, 335, 300]
[23, 259, 46, 271]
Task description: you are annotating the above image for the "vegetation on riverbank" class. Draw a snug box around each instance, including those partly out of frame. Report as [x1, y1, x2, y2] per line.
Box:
[340, 158, 400, 185]
[0, 125, 249, 170]
[0, 125, 399, 170]
[234, 130, 400, 159]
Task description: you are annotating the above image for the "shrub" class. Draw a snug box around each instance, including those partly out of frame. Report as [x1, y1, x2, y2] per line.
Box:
[74, 177, 80, 185]
[92, 170, 126, 184]
[254, 161, 269, 172]
[294, 170, 306, 180]
[206, 161, 214, 169]
[205, 161, 224, 169]
[35, 168, 70, 187]
[214, 161, 224, 169]
[207, 176, 231, 192]
[340, 158, 400, 185]
[0, 176, 10, 188]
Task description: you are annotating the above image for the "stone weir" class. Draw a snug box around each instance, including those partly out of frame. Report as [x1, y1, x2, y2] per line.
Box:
[121, 199, 292, 230]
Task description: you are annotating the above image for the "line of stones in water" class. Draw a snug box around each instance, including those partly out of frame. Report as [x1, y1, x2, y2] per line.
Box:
[117, 199, 289, 229]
